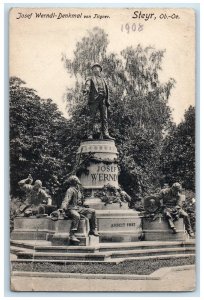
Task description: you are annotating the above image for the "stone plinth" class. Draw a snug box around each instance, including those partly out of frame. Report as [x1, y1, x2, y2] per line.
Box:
[96, 210, 142, 243]
[143, 217, 187, 241]
[11, 217, 55, 241]
[77, 139, 119, 190]
[11, 217, 91, 246]
[76, 139, 143, 243]
[52, 218, 90, 246]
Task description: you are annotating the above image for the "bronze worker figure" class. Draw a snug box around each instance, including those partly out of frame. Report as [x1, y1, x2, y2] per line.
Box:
[17, 174, 55, 217]
[83, 63, 114, 140]
[60, 175, 99, 243]
[158, 182, 194, 237]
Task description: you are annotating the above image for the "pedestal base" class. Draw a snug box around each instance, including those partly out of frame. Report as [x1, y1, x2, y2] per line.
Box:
[143, 217, 187, 241]
[11, 217, 90, 246]
[96, 210, 142, 243]
[10, 217, 55, 241]
[51, 218, 90, 246]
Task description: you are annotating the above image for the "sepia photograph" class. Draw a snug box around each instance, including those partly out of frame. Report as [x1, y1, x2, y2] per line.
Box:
[9, 6, 196, 292]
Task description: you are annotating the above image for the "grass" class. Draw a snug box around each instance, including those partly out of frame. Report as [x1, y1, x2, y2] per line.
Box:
[12, 256, 195, 275]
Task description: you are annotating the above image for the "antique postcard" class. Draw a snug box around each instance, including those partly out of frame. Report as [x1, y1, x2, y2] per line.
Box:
[9, 7, 196, 292]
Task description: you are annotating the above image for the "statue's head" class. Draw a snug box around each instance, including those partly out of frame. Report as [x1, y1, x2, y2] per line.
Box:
[171, 182, 182, 194]
[91, 63, 102, 76]
[67, 175, 81, 186]
[34, 180, 42, 190]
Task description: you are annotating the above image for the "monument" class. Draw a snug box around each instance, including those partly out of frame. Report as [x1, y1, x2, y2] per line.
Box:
[11, 63, 194, 246]
[73, 63, 142, 242]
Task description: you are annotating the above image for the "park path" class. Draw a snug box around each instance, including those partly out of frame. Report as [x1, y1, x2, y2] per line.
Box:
[10, 267, 195, 292]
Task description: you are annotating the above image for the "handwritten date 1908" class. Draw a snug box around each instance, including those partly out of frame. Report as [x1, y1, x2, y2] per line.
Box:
[121, 23, 144, 33]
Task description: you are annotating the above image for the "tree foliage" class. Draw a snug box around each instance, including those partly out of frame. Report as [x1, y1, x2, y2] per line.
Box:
[62, 27, 175, 197]
[10, 77, 72, 205]
[161, 106, 195, 191]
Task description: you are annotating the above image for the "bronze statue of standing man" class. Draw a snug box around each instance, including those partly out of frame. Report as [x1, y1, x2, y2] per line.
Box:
[83, 63, 114, 140]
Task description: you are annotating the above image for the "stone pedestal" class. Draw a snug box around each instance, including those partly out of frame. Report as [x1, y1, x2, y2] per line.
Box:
[11, 217, 55, 241]
[77, 139, 119, 191]
[97, 210, 142, 243]
[11, 217, 91, 246]
[52, 218, 90, 246]
[76, 139, 142, 243]
[143, 217, 187, 241]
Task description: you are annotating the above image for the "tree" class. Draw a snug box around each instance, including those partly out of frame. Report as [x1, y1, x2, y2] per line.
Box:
[161, 106, 195, 191]
[10, 77, 72, 205]
[62, 27, 175, 198]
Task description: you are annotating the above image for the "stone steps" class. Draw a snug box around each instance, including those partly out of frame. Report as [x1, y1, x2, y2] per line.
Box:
[110, 247, 195, 259]
[11, 239, 195, 265]
[16, 246, 195, 261]
[11, 240, 51, 250]
[11, 239, 195, 253]
[10, 246, 34, 255]
[98, 240, 195, 252]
